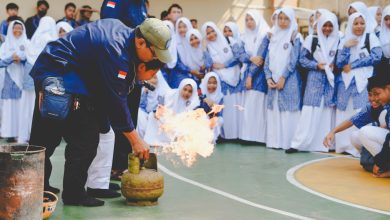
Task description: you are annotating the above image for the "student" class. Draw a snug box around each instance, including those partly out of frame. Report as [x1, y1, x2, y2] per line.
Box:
[324, 76, 385, 172]
[56, 21, 74, 38]
[190, 19, 198, 29]
[144, 78, 199, 146]
[183, 29, 205, 84]
[199, 72, 224, 143]
[0, 3, 19, 36]
[264, 8, 302, 150]
[202, 21, 241, 140]
[77, 5, 97, 27]
[348, 2, 377, 33]
[57, 3, 77, 28]
[335, 12, 382, 157]
[287, 12, 340, 153]
[308, 12, 315, 35]
[161, 20, 177, 82]
[368, 6, 382, 36]
[167, 4, 183, 26]
[18, 17, 58, 144]
[137, 71, 171, 138]
[239, 10, 270, 143]
[160, 10, 169, 20]
[379, 5, 390, 68]
[0, 20, 28, 143]
[25, 0, 50, 39]
[357, 71, 390, 178]
[223, 22, 241, 42]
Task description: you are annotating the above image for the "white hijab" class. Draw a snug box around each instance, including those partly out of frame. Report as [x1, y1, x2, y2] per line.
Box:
[303, 11, 339, 87]
[268, 8, 298, 83]
[165, 78, 200, 114]
[348, 2, 377, 33]
[56, 21, 73, 36]
[224, 22, 241, 42]
[341, 13, 380, 92]
[380, 5, 390, 58]
[145, 71, 172, 112]
[182, 29, 204, 71]
[175, 17, 193, 64]
[368, 6, 380, 26]
[241, 10, 270, 56]
[201, 22, 240, 87]
[0, 20, 28, 89]
[199, 72, 223, 104]
[163, 20, 178, 68]
[26, 16, 58, 65]
[308, 13, 315, 35]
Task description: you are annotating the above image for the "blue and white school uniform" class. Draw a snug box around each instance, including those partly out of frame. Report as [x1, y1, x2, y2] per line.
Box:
[379, 6, 390, 66]
[19, 16, 58, 143]
[264, 8, 302, 149]
[291, 12, 339, 152]
[202, 22, 241, 139]
[368, 6, 381, 36]
[238, 10, 270, 143]
[0, 20, 28, 138]
[199, 72, 224, 143]
[137, 71, 171, 138]
[144, 79, 200, 146]
[335, 13, 382, 157]
[167, 17, 194, 88]
[182, 29, 205, 85]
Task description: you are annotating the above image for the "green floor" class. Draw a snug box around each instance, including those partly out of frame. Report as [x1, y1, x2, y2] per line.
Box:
[47, 142, 389, 220]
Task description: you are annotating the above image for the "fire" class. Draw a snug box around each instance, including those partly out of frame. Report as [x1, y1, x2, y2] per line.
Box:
[152, 105, 223, 167]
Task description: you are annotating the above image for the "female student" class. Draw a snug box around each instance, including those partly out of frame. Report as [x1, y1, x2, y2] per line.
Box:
[239, 10, 270, 143]
[199, 72, 224, 143]
[264, 8, 302, 150]
[201, 21, 241, 140]
[0, 20, 28, 143]
[137, 71, 171, 138]
[287, 12, 340, 153]
[143, 78, 200, 146]
[368, 6, 382, 36]
[223, 22, 241, 43]
[57, 21, 74, 38]
[182, 29, 205, 84]
[335, 12, 382, 157]
[348, 1, 377, 33]
[379, 5, 390, 67]
[19, 16, 58, 143]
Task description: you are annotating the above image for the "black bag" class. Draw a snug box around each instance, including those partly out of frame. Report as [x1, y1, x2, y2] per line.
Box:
[40, 77, 72, 120]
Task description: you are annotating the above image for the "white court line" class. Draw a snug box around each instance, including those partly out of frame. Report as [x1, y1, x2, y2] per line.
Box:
[158, 163, 315, 220]
[286, 157, 390, 216]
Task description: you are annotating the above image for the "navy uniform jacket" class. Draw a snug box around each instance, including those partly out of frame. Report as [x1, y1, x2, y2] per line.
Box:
[30, 19, 138, 132]
[100, 0, 147, 28]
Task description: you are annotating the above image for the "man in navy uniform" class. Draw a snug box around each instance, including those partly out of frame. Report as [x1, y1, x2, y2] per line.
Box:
[29, 18, 171, 207]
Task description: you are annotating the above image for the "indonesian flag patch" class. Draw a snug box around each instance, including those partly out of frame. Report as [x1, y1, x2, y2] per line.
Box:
[118, 70, 127, 79]
[107, 1, 116, 8]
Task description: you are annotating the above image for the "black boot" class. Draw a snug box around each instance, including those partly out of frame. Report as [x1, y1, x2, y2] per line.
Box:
[109, 183, 121, 191]
[63, 196, 105, 207]
[87, 188, 121, 198]
[285, 148, 299, 154]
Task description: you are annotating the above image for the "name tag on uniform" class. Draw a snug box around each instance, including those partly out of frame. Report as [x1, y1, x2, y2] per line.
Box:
[107, 1, 116, 8]
[359, 52, 366, 59]
[118, 70, 127, 79]
[283, 43, 289, 50]
[329, 50, 335, 57]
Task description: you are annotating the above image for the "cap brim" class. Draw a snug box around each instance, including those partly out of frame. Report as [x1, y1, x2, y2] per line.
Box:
[155, 48, 172, 64]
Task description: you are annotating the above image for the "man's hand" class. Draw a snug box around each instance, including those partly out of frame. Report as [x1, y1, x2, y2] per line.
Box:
[323, 132, 335, 148]
[123, 130, 150, 160]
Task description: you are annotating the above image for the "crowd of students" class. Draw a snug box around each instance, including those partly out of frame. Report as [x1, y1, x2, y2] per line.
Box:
[0, 0, 390, 189]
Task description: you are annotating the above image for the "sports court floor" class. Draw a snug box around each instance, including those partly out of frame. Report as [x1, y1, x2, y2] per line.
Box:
[47, 142, 390, 220]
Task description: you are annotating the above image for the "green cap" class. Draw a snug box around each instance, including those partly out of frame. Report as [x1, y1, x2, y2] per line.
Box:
[139, 18, 172, 64]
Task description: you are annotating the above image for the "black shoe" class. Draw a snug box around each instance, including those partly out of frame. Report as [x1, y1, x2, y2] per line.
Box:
[87, 188, 121, 198]
[6, 138, 16, 143]
[44, 185, 61, 194]
[63, 196, 105, 207]
[109, 183, 121, 191]
[285, 148, 299, 154]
